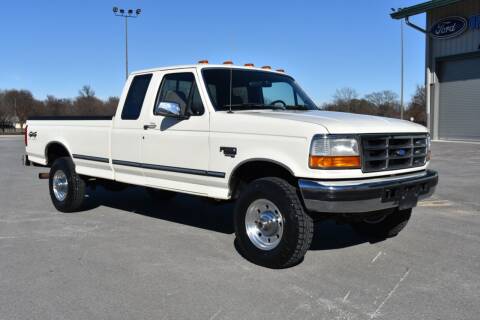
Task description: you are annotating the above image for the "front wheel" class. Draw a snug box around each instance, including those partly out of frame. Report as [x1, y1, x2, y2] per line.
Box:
[351, 208, 412, 239]
[49, 157, 86, 212]
[234, 177, 314, 269]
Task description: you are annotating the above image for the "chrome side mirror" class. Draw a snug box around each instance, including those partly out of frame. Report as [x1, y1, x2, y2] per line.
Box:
[155, 102, 181, 116]
[154, 101, 190, 119]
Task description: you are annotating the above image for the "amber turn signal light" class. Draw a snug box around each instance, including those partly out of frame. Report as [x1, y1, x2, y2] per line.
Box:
[309, 156, 361, 169]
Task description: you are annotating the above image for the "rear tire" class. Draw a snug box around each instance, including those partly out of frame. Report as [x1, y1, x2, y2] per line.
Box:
[49, 157, 86, 212]
[234, 177, 314, 269]
[352, 208, 412, 239]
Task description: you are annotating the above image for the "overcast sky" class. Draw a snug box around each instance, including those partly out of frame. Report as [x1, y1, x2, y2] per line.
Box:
[0, 0, 426, 104]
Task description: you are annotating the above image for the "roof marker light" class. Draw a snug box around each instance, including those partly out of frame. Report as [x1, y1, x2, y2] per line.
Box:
[198, 60, 209, 64]
[276, 69, 285, 72]
[244, 63, 254, 67]
[223, 60, 234, 65]
[261, 65, 271, 70]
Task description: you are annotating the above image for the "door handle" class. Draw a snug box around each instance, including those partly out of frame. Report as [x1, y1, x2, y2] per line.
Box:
[143, 123, 157, 130]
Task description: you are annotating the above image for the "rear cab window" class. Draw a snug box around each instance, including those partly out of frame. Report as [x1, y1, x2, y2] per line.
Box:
[121, 74, 153, 120]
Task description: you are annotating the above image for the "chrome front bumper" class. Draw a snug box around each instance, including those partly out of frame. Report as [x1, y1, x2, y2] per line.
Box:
[298, 170, 438, 213]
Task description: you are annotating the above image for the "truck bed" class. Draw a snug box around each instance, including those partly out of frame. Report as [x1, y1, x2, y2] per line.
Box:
[26, 116, 114, 180]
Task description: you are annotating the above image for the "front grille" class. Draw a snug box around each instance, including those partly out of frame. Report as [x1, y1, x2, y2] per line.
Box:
[361, 134, 428, 173]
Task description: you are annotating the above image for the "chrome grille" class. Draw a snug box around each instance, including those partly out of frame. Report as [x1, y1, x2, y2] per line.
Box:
[361, 134, 428, 173]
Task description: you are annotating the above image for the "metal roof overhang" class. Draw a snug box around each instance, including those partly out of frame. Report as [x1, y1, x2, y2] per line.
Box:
[390, 0, 463, 19]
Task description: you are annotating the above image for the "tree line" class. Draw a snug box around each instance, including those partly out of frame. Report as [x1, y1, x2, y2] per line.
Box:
[0, 84, 426, 130]
[0, 85, 119, 129]
[320, 85, 426, 126]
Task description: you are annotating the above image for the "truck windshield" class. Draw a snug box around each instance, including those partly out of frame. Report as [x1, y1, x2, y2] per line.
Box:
[202, 69, 318, 111]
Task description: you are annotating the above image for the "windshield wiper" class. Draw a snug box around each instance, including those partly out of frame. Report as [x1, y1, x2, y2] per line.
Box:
[225, 103, 286, 110]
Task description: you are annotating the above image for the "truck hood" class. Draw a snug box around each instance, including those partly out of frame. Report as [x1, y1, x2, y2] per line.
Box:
[236, 110, 427, 134]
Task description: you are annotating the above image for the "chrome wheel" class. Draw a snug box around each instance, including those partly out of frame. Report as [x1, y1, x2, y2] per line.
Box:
[245, 199, 284, 251]
[52, 170, 68, 201]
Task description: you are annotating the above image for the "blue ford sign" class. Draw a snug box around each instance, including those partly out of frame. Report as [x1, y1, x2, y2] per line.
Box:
[430, 16, 468, 39]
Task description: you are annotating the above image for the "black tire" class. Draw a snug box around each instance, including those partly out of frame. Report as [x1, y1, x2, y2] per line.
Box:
[352, 208, 412, 239]
[234, 177, 314, 269]
[49, 157, 86, 212]
[146, 187, 177, 201]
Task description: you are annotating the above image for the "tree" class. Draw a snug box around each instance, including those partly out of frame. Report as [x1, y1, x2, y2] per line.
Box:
[78, 85, 95, 98]
[3, 90, 36, 127]
[333, 87, 358, 104]
[365, 90, 400, 118]
[44, 95, 73, 116]
[104, 96, 119, 115]
[0, 91, 14, 132]
[406, 85, 426, 125]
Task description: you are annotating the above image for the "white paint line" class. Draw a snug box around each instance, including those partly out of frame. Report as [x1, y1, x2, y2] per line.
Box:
[343, 290, 351, 302]
[209, 308, 222, 320]
[371, 251, 382, 263]
[369, 268, 411, 319]
[418, 200, 451, 207]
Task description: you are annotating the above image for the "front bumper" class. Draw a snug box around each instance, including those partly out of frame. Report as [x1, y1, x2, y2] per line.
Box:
[299, 170, 438, 213]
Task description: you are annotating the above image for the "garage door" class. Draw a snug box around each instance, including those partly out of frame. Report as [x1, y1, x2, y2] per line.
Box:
[438, 56, 480, 141]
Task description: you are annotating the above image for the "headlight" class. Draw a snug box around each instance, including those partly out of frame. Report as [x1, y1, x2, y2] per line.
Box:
[309, 135, 361, 169]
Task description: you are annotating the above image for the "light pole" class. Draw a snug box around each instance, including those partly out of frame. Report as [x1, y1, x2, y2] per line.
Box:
[113, 7, 141, 79]
[400, 18, 404, 120]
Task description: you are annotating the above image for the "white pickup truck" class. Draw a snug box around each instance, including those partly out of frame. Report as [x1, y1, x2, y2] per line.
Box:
[24, 63, 438, 268]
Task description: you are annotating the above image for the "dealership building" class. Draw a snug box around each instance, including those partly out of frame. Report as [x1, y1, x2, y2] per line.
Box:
[392, 0, 480, 141]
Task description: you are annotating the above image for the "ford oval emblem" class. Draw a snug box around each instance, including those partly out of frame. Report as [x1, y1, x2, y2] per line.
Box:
[430, 16, 467, 39]
[395, 149, 406, 157]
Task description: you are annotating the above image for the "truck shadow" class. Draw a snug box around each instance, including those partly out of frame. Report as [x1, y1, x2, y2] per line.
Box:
[83, 186, 376, 251]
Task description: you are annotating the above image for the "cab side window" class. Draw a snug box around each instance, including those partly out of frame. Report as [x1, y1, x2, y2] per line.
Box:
[155, 73, 205, 116]
[121, 74, 152, 120]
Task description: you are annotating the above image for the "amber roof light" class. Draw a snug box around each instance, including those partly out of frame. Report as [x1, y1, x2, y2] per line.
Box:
[261, 65, 272, 70]
[198, 60, 209, 64]
[244, 63, 254, 67]
[223, 60, 234, 65]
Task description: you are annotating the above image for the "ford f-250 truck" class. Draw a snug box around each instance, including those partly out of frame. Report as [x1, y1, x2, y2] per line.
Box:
[24, 62, 438, 268]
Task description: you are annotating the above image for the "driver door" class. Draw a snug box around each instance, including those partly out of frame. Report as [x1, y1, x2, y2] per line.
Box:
[140, 69, 211, 195]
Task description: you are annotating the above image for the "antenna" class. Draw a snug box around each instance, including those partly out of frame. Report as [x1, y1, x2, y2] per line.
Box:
[228, 67, 233, 113]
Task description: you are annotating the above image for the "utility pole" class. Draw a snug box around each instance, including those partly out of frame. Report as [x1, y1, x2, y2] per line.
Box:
[113, 7, 141, 79]
[400, 19, 404, 120]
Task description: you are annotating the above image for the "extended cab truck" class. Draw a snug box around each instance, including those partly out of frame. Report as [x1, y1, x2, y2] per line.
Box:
[24, 63, 438, 268]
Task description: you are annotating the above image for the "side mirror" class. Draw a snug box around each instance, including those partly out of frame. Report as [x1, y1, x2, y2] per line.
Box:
[155, 102, 189, 119]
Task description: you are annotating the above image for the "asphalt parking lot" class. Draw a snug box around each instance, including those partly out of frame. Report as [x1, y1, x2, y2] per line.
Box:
[0, 136, 479, 320]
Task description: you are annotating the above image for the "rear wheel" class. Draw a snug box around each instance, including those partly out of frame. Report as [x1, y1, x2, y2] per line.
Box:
[49, 157, 86, 212]
[352, 208, 412, 239]
[234, 177, 314, 269]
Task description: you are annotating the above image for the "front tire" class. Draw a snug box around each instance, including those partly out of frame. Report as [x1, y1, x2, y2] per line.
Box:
[49, 157, 86, 212]
[234, 177, 314, 269]
[352, 208, 412, 239]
